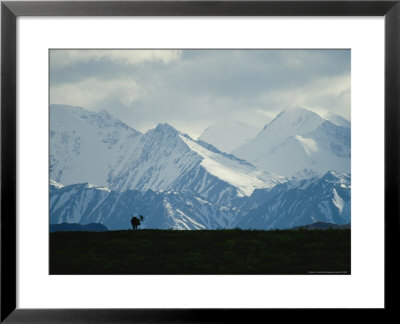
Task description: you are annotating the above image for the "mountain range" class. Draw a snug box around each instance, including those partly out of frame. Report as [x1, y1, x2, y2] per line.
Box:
[232, 107, 350, 178]
[50, 104, 351, 230]
[50, 170, 350, 230]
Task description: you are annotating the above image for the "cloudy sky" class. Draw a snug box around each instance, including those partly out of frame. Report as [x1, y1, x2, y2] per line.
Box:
[50, 49, 350, 138]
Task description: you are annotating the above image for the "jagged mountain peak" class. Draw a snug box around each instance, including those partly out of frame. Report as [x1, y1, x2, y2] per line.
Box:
[282, 106, 317, 115]
[261, 107, 350, 135]
[238, 170, 351, 230]
[98, 109, 125, 124]
[270, 107, 350, 130]
[261, 107, 324, 134]
[155, 122, 178, 132]
[143, 123, 183, 140]
[110, 120, 285, 198]
[321, 170, 350, 183]
[50, 104, 351, 231]
[232, 106, 350, 178]
[50, 171, 350, 230]
[50, 104, 141, 136]
[50, 104, 142, 187]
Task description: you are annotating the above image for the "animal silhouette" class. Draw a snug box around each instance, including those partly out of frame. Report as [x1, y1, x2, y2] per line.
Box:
[131, 216, 140, 230]
[131, 215, 144, 230]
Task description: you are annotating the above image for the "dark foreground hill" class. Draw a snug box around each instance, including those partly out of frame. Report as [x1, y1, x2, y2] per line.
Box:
[290, 221, 351, 230]
[50, 229, 350, 275]
[50, 222, 108, 232]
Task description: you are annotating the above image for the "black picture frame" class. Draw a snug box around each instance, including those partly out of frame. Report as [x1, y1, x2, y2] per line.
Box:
[1, 0, 399, 322]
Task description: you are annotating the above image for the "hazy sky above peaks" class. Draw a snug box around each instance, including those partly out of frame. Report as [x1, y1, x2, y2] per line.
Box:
[50, 49, 350, 138]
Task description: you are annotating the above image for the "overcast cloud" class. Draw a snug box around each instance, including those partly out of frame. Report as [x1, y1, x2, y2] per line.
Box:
[50, 49, 350, 138]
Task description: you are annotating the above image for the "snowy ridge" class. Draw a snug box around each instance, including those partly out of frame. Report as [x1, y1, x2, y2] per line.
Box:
[238, 171, 351, 230]
[50, 104, 141, 186]
[232, 107, 350, 178]
[50, 171, 350, 230]
[179, 134, 284, 196]
[50, 183, 241, 230]
[109, 123, 202, 192]
[51, 105, 285, 199]
[107, 122, 286, 201]
[50, 105, 351, 230]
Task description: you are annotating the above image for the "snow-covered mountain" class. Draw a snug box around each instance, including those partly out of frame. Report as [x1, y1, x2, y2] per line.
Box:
[237, 171, 351, 230]
[198, 119, 260, 153]
[50, 105, 351, 230]
[50, 105, 285, 205]
[232, 107, 350, 178]
[50, 171, 350, 230]
[50, 104, 141, 186]
[109, 123, 285, 204]
[50, 181, 242, 230]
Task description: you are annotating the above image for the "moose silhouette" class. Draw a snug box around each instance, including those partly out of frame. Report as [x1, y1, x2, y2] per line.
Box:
[131, 215, 144, 230]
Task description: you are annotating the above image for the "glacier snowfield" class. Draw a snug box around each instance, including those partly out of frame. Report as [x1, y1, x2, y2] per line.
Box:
[50, 104, 350, 230]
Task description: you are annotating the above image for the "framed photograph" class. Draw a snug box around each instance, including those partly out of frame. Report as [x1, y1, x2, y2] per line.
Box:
[1, 0, 399, 321]
[48, 47, 352, 276]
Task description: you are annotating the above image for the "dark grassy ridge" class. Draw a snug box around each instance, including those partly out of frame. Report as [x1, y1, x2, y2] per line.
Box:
[50, 229, 350, 275]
